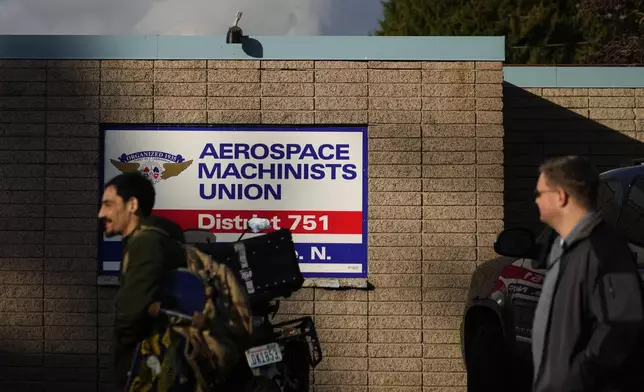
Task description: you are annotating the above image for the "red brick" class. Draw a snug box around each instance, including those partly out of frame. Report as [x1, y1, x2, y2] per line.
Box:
[0, 244, 44, 258]
[45, 314, 96, 327]
[45, 340, 96, 354]
[44, 299, 95, 313]
[0, 151, 45, 164]
[45, 326, 97, 340]
[0, 82, 46, 96]
[44, 272, 95, 286]
[47, 151, 98, 164]
[45, 259, 95, 272]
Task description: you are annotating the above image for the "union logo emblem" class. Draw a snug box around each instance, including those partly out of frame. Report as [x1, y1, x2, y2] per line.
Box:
[110, 150, 193, 184]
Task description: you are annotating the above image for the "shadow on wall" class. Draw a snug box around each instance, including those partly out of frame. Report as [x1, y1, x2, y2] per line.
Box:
[0, 60, 48, 392]
[241, 36, 264, 58]
[0, 57, 107, 391]
[467, 83, 644, 298]
[462, 85, 644, 381]
[503, 83, 644, 235]
[0, 347, 45, 392]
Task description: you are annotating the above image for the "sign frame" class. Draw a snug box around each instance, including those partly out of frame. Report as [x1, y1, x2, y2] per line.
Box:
[97, 124, 368, 286]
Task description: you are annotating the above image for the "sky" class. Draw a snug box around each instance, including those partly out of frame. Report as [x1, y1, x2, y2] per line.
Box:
[0, 0, 384, 35]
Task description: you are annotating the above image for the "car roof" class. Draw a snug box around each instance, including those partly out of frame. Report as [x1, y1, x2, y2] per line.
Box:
[600, 163, 644, 184]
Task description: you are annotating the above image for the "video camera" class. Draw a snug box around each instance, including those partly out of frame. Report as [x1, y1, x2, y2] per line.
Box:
[184, 219, 304, 309]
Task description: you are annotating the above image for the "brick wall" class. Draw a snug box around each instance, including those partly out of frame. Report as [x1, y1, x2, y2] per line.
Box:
[503, 84, 644, 233]
[6, 59, 643, 392]
[0, 59, 503, 391]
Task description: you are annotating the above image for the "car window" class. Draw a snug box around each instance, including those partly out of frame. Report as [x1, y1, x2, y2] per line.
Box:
[617, 177, 644, 247]
[597, 179, 622, 227]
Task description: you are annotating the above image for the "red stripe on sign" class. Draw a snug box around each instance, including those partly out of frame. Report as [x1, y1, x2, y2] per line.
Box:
[152, 209, 363, 234]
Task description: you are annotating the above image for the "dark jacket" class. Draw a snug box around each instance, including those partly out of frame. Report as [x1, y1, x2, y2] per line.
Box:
[112, 215, 187, 379]
[533, 214, 644, 392]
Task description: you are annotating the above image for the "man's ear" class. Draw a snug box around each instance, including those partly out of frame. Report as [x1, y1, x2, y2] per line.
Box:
[126, 197, 139, 215]
[557, 189, 569, 208]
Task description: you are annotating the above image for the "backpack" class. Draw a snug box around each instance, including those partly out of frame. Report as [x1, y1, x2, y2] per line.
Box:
[125, 225, 254, 391]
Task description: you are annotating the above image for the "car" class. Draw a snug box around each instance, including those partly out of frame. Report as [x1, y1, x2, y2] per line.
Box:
[460, 161, 644, 392]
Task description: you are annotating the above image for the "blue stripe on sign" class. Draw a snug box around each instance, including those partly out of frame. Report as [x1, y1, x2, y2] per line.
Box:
[101, 241, 123, 262]
[100, 241, 365, 265]
[101, 262, 362, 279]
[294, 243, 365, 264]
[103, 125, 367, 133]
[303, 272, 363, 279]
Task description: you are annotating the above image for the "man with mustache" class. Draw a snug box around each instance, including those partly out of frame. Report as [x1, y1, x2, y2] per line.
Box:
[98, 171, 187, 388]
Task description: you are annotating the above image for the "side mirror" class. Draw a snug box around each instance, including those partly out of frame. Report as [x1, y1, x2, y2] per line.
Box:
[493, 227, 536, 258]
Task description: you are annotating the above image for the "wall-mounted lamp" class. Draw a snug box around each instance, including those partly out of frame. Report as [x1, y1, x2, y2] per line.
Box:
[226, 11, 244, 44]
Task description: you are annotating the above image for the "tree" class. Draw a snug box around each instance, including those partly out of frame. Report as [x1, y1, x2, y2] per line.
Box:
[374, 0, 610, 64]
[581, 0, 644, 63]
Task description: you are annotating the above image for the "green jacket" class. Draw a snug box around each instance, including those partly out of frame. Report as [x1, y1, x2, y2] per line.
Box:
[114, 215, 187, 349]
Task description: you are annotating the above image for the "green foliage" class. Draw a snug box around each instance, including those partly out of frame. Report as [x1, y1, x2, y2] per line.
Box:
[374, 0, 613, 64]
[581, 0, 644, 63]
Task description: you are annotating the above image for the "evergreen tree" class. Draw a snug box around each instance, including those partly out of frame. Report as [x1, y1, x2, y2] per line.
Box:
[375, 0, 605, 64]
[581, 0, 644, 63]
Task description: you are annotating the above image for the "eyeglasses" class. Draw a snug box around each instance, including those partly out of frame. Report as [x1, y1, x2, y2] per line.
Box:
[534, 189, 559, 198]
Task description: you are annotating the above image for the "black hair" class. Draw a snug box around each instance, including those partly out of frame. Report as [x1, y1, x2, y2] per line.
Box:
[105, 171, 156, 217]
[539, 155, 599, 210]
